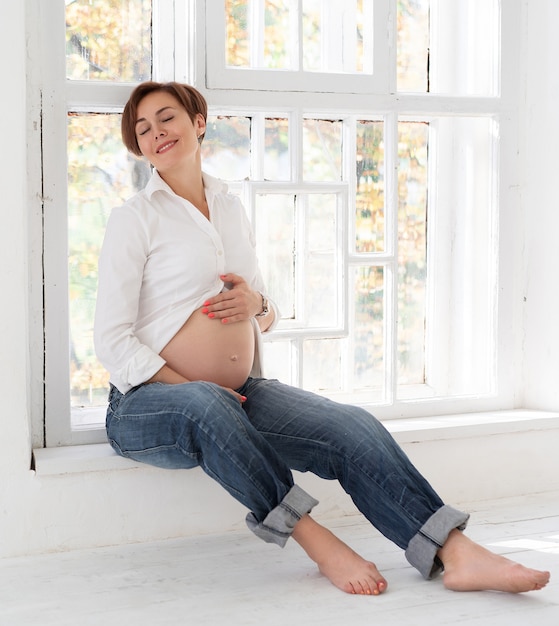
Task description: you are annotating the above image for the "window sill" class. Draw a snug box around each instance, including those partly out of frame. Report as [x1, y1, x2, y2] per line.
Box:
[32, 409, 559, 476]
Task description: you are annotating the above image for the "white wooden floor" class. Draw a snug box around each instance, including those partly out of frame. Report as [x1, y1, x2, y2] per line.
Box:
[0, 491, 557, 626]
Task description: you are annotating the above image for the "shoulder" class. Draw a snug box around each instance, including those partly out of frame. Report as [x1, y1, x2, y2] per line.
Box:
[203, 172, 245, 218]
[202, 171, 229, 195]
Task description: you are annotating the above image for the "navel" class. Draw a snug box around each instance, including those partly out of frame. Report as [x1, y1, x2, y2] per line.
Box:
[230, 354, 238, 362]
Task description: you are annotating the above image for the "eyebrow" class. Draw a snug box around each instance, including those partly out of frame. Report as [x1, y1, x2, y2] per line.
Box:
[135, 106, 176, 126]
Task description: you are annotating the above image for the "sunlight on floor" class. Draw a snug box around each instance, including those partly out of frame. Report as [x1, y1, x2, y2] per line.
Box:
[488, 535, 559, 555]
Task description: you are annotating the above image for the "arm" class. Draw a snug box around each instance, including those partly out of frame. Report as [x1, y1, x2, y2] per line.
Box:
[94, 206, 167, 391]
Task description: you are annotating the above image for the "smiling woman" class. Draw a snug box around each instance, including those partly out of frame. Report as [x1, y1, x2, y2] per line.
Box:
[95, 82, 273, 399]
[91, 80, 550, 598]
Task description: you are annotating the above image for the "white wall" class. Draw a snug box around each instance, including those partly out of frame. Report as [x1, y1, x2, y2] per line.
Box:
[0, 1, 557, 561]
[521, 0, 559, 409]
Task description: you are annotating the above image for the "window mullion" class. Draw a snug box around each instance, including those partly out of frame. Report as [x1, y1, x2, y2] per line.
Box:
[384, 112, 399, 404]
[251, 113, 265, 181]
[343, 117, 357, 392]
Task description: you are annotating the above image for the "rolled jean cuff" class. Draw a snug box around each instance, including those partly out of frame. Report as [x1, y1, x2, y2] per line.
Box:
[405, 505, 470, 580]
[245, 484, 319, 547]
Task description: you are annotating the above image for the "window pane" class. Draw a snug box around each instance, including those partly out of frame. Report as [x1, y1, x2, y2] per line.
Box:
[397, 122, 428, 387]
[426, 116, 496, 396]
[226, 0, 250, 67]
[398, 0, 500, 96]
[352, 266, 384, 397]
[263, 0, 294, 69]
[226, 0, 294, 69]
[67, 113, 151, 421]
[356, 120, 385, 252]
[264, 117, 290, 181]
[429, 0, 499, 96]
[302, 0, 373, 73]
[262, 340, 293, 384]
[305, 194, 339, 328]
[225, 0, 373, 74]
[303, 338, 342, 391]
[397, 0, 430, 92]
[66, 0, 152, 82]
[255, 193, 296, 319]
[302, 119, 342, 181]
[255, 192, 340, 329]
[202, 116, 251, 181]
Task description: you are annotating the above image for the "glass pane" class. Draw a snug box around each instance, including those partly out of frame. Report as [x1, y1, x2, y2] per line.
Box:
[66, 0, 152, 82]
[226, 0, 250, 67]
[264, 117, 290, 181]
[303, 339, 342, 391]
[226, 0, 294, 69]
[351, 266, 384, 396]
[262, 340, 293, 384]
[254, 194, 296, 319]
[225, 0, 373, 74]
[356, 120, 385, 252]
[305, 194, 338, 328]
[397, 122, 428, 386]
[263, 0, 294, 69]
[202, 116, 251, 181]
[302, 119, 342, 181]
[429, 0, 499, 96]
[426, 117, 496, 396]
[68, 113, 151, 421]
[398, 0, 500, 96]
[302, 0, 373, 73]
[397, 0, 430, 92]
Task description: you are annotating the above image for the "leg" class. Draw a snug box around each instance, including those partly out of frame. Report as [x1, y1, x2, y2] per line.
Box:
[240, 378, 550, 591]
[241, 378, 452, 553]
[106, 382, 317, 544]
[107, 382, 385, 595]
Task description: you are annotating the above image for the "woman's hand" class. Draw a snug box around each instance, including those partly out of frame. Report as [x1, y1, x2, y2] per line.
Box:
[222, 387, 247, 404]
[202, 273, 262, 324]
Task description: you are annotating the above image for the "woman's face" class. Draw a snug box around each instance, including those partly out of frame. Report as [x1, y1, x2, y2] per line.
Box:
[134, 90, 206, 172]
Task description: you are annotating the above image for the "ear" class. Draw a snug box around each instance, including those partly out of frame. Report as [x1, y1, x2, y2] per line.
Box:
[195, 113, 206, 137]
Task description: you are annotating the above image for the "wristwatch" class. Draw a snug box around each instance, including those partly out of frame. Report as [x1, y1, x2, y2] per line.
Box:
[255, 292, 269, 317]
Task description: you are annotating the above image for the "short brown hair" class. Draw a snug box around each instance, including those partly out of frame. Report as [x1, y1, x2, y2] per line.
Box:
[121, 81, 208, 156]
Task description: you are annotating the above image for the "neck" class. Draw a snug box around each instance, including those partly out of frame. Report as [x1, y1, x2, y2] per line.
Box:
[158, 161, 207, 215]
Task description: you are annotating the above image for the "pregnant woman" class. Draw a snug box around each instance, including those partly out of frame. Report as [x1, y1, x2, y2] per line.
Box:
[94, 81, 550, 596]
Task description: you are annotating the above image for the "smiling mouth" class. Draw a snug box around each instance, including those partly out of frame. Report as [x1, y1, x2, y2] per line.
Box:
[156, 140, 177, 154]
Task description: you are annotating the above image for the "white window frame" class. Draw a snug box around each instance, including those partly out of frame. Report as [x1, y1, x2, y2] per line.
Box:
[30, 0, 522, 448]
[205, 0, 390, 93]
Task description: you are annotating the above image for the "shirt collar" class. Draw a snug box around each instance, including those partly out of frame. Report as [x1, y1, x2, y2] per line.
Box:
[144, 169, 228, 200]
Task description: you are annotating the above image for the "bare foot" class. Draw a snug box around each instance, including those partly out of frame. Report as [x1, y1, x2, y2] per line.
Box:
[292, 515, 387, 595]
[439, 530, 550, 593]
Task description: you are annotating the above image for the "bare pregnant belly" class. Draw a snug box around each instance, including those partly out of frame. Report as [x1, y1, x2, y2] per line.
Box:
[160, 307, 255, 389]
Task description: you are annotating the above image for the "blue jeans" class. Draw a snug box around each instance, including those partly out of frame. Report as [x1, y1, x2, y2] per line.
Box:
[106, 377, 469, 579]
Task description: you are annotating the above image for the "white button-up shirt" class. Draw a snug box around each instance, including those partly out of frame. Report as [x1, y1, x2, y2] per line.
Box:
[94, 170, 276, 394]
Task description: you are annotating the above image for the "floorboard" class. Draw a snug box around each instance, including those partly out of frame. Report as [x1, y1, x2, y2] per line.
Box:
[0, 491, 557, 625]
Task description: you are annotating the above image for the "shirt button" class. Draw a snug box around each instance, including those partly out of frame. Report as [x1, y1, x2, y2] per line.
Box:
[217, 250, 223, 256]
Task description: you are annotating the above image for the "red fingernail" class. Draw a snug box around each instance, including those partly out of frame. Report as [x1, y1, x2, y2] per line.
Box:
[222, 318, 228, 324]
[203, 301, 210, 306]
[202, 308, 209, 314]
[208, 313, 215, 318]
[241, 396, 247, 402]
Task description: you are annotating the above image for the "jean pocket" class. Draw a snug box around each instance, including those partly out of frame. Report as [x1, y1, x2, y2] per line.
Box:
[107, 384, 123, 416]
